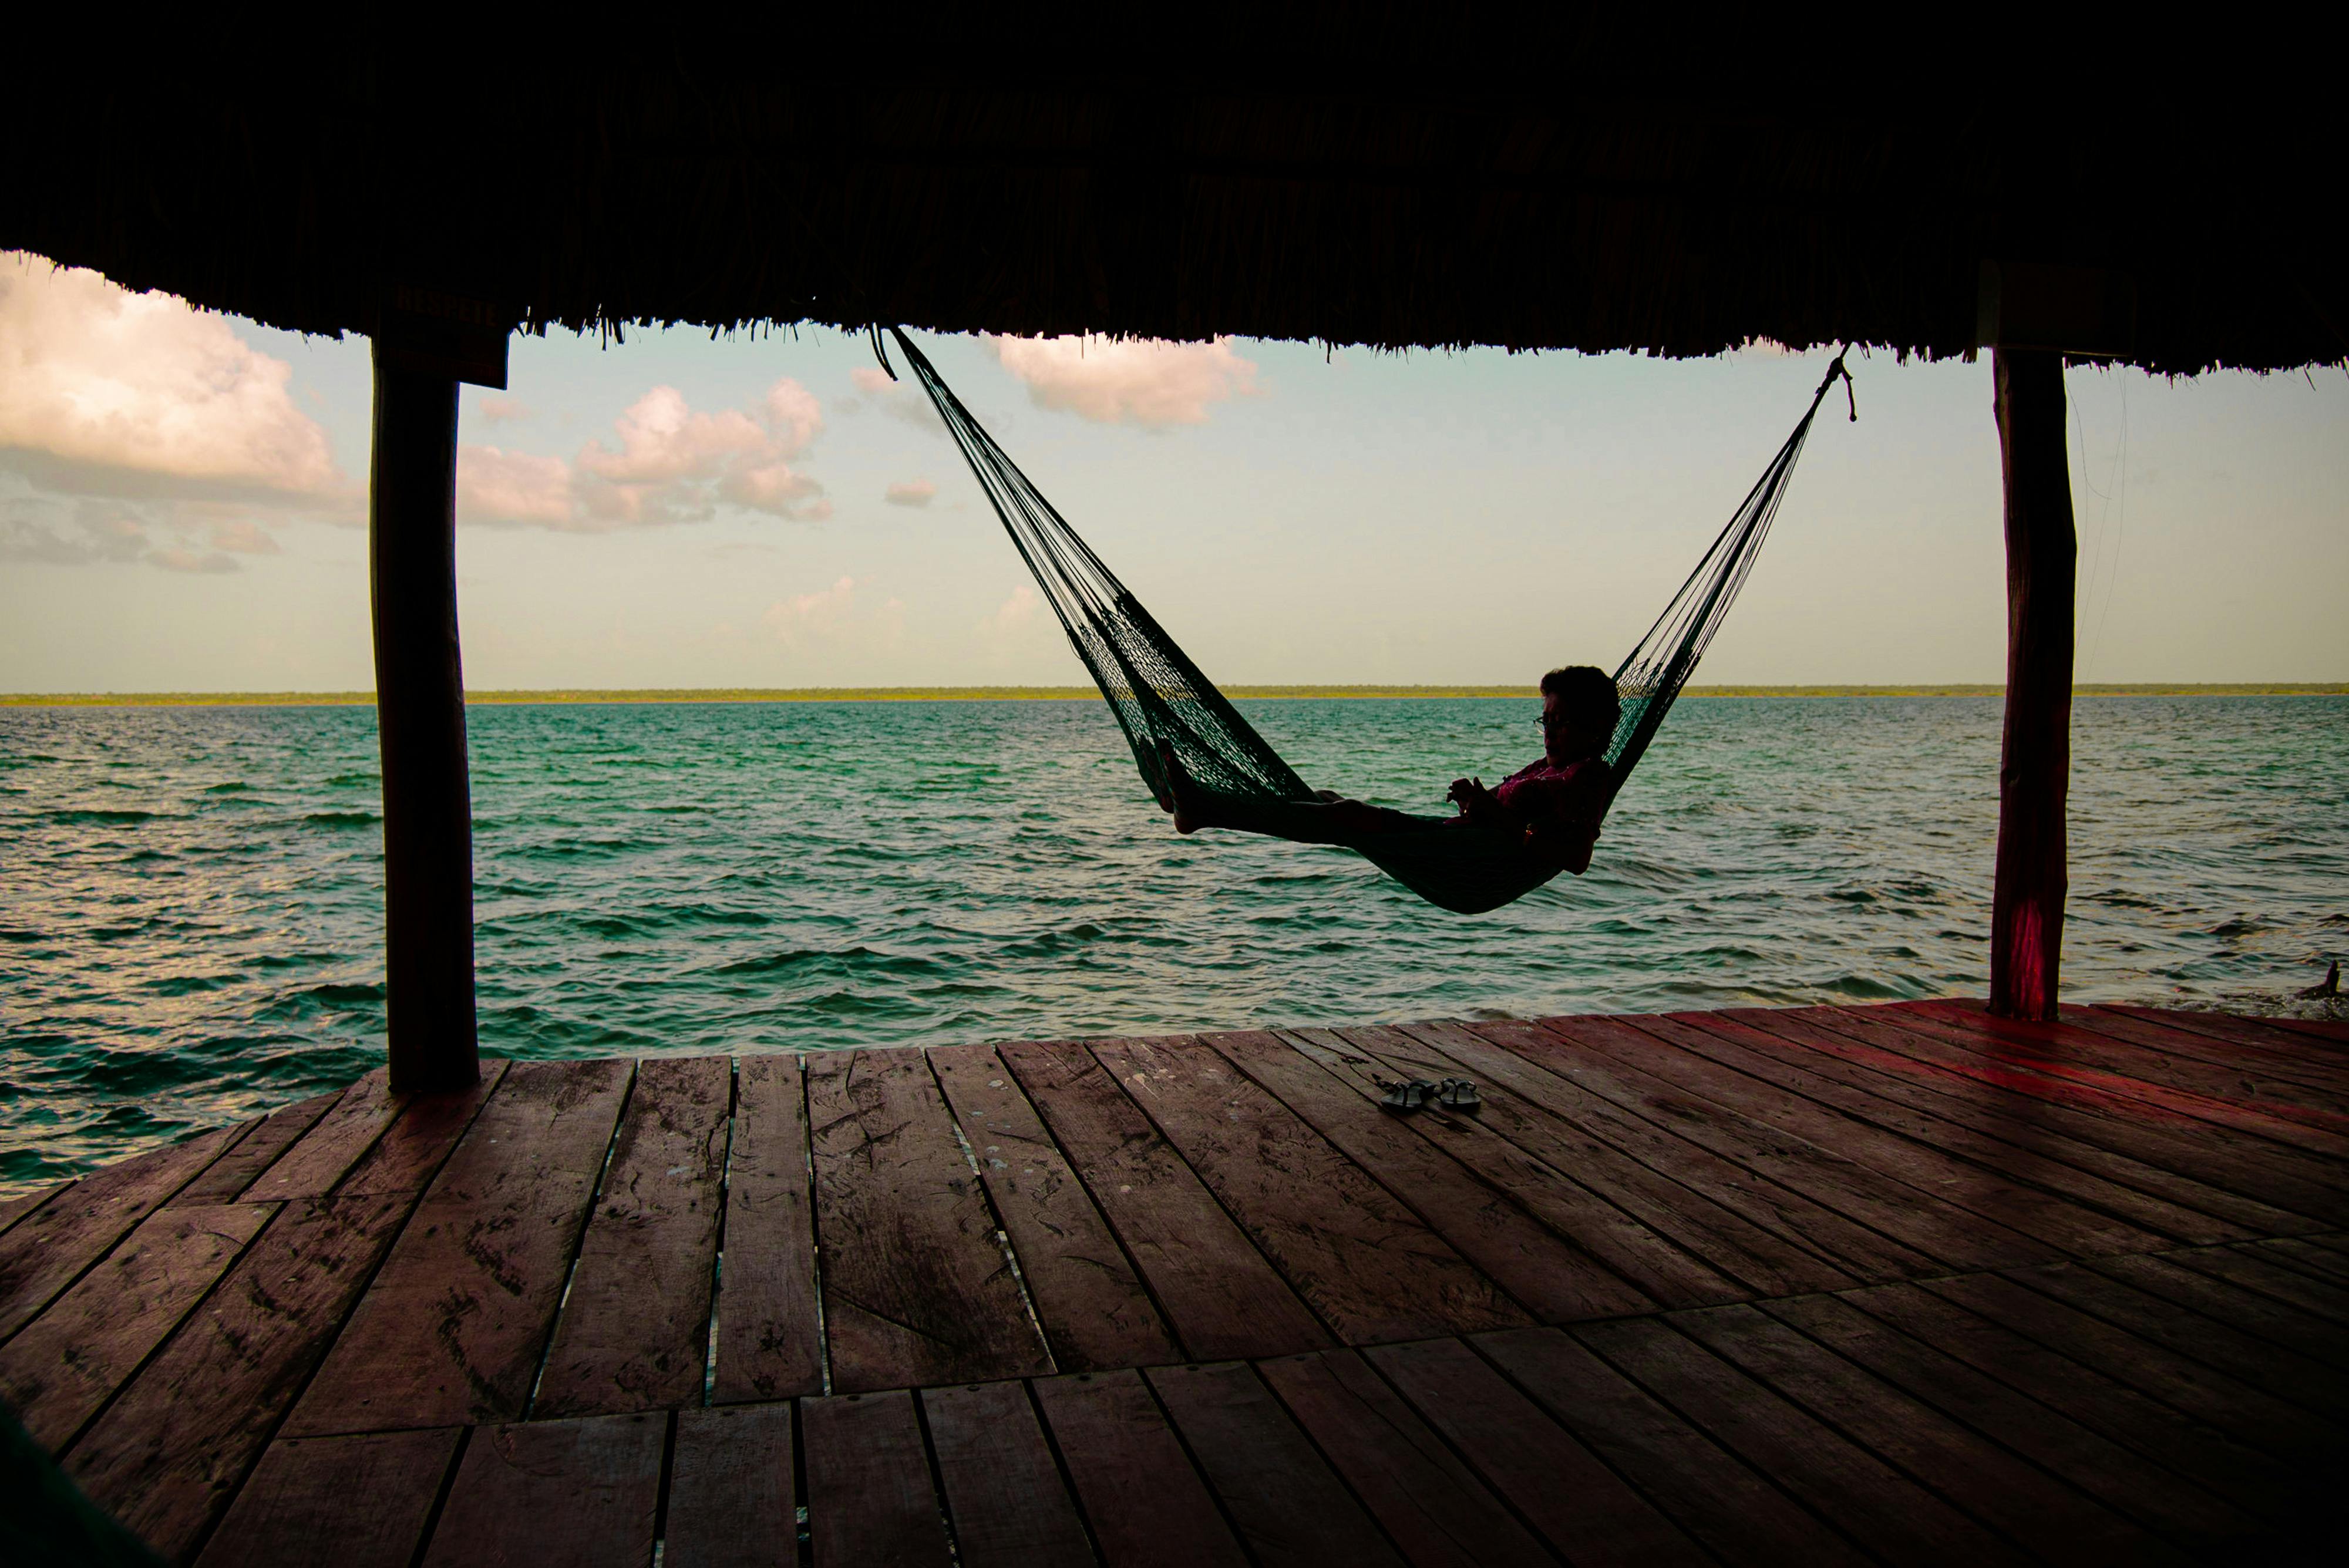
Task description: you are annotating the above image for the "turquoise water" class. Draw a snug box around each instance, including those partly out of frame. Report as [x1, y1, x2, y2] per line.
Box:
[4, 696, 2345, 1195]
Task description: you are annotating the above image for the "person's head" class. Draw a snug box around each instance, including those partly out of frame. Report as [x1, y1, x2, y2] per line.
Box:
[1539, 666, 1620, 765]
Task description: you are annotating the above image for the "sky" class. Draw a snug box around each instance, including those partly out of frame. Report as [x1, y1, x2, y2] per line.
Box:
[3, 250, 2344, 692]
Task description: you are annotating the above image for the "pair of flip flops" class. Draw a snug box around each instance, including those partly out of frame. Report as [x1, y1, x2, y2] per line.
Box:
[1378, 1076, 1479, 1113]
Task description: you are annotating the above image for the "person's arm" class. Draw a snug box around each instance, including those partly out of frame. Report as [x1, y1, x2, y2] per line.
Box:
[1519, 768, 1610, 874]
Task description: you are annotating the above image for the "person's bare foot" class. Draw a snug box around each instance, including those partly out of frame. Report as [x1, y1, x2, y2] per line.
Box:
[1156, 740, 1204, 833]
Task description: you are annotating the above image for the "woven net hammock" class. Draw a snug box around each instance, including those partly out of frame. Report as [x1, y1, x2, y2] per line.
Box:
[884, 328, 1850, 913]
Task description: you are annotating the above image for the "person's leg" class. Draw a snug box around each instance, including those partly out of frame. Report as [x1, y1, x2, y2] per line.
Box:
[1159, 741, 1430, 843]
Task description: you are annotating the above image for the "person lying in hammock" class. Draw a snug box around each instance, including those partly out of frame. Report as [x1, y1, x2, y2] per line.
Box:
[1162, 665, 1622, 874]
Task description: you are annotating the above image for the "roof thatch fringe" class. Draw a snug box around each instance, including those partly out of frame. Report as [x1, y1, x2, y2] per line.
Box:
[8, 37, 2341, 375]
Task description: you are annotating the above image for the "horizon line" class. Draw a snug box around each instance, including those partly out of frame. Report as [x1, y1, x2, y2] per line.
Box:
[5, 682, 2345, 707]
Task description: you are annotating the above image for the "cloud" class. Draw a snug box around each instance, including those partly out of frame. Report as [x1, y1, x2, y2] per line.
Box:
[149, 546, 240, 574]
[1, 496, 276, 573]
[842, 366, 946, 435]
[457, 376, 830, 531]
[721, 462, 830, 521]
[477, 397, 533, 425]
[1, 500, 146, 564]
[455, 446, 574, 526]
[763, 381, 823, 454]
[884, 479, 937, 507]
[981, 582, 1044, 635]
[990, 334, 1260, 428]
[0, 252, 340, 501]
[578, 387, 771, 492]
[762, 576, 858, 641]
[208, 519, 281, 555]
[756, 576, 908, 664]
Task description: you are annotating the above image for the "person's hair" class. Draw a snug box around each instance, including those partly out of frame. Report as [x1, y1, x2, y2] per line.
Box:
[1539, 665, 1621, 749]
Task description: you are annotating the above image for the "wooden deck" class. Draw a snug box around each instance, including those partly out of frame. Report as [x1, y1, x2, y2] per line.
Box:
[4, 1000, 2346, 1565]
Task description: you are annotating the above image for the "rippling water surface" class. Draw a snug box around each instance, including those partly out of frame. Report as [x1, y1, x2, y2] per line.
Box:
[5, 696, 2344, 1192]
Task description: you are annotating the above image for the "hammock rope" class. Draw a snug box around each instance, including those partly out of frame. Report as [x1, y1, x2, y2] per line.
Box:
[886, 328, 1851, 913]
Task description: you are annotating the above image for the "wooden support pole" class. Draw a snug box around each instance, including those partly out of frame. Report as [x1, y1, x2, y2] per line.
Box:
[1988, 348, 2076, 1020]
[370, 351, 480, 1093]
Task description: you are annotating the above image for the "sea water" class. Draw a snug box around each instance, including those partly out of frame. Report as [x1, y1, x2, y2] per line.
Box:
[4, 696, 2344, 1193]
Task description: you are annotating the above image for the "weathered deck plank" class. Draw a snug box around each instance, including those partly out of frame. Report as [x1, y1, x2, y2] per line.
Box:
[64, 1192, 418, 1562]
[0, 1201, 272, 1451]
[2086, 1250, 2349, 1370]
[1863, 1007, 2349, 1196]
[238, 1068, 400, 1201]
[1677, 1009, 2267, 1243]
[1792, 1006, 2349, 1226]
[929, 1044, 1179, 1371]
[2102, 1003, 2349, 1060]
[1672, 1302, 2183, 1566]
[9, 1000, 2343, 1567]
[0, 1122, 250, 1340]
[1575, 1314, 2034, 1568]
[1099, 1035, 1529, 1342]
[335, 1064, 511, 1197]
[1947, 1000, 2349, 1111]
[1145, 1360, 1407, 1568]
[2058, 1005, 2349, 1101]
[173, 1092, 339, 1207]
[1286, 1026, 1746, 1307]
[1921, 1271, 2348, 1466]
[0, 1182, 63, 1236]
[1909, 1002, 2349, 1153]
[1395, 1019, 1920, 1287]
[1527, 1015, 2064, 1271]
[923, 1380, 1095, 1568]
[1364, 1335, 1710, 1568]
[194, 1428, 462, 1568]
[800, 1391, 952, 1568]
[1256, 1348, 1557, 1568]
[1761, 1291, 2260, 1552]
[664, 1403, 796, 1568]
[1555, 1014, 2170, 1259]
[1475, 1325, 1876, 1568]
[2167, 1239, 2349, 1321]
[535, 1055, 731, 1417]
[1841, 1281, 2303, 1520]
[2252, 1234, 2349, 1287]
[1214, 1028, 1655, 1321]
[418, 1414, 665, 1568]
[281, 1058, 633, 1435]
[805, 1049, 1049, 1393]
[1030, 1369, 1250, 1568]
[1729, 1006, 2321, 1234]
[2008, 1258, 2349, 1408]
[1004, 1039, 1330, 1360]
[1648, 1010, 2240, 1246]
[709, 1053, 823, 1403]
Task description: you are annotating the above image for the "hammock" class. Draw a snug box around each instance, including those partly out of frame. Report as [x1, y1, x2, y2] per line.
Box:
[882, 328, 1852, 914]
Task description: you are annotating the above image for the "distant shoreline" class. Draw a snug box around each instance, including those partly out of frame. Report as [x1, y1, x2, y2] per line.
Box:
[5, 683, 2344, 707]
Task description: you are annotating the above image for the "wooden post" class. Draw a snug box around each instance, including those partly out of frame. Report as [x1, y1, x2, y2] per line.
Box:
[370, 351, 480, 1093]
[1988, 348, 2075, 1020]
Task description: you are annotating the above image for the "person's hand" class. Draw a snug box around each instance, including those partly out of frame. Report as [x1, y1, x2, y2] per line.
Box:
[1448, 776, 1499, 823]
[1446, 776, 1490, 815]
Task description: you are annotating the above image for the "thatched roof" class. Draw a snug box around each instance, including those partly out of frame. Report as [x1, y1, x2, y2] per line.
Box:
[11, 35, 2342, 375]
